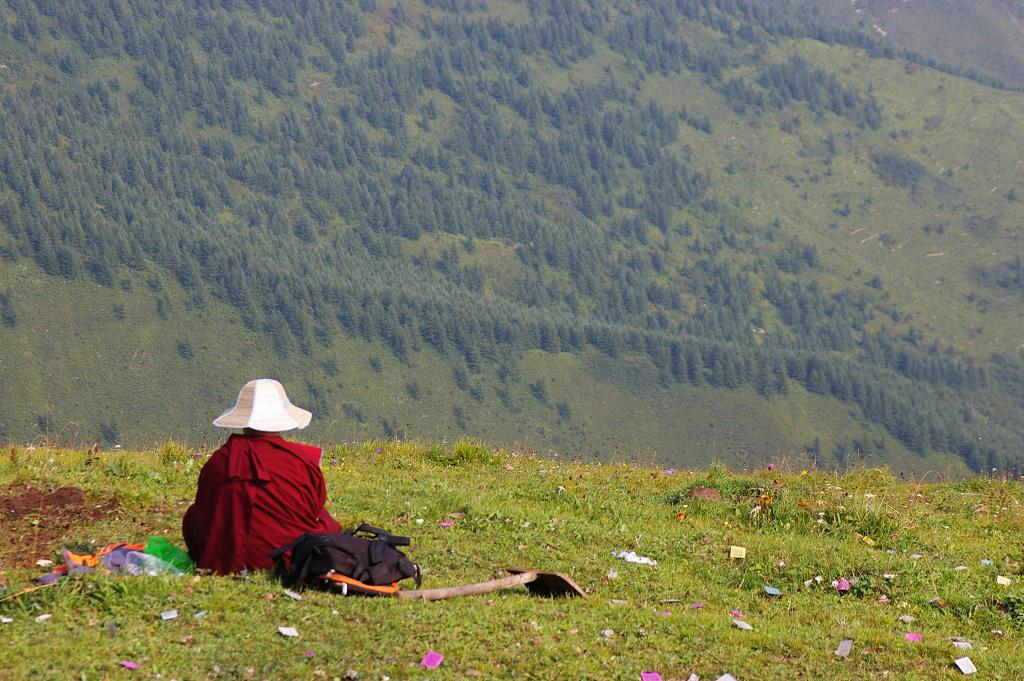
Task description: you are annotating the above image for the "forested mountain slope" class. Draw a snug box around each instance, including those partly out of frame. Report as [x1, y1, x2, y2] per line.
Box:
[0, 0, 1021, 473]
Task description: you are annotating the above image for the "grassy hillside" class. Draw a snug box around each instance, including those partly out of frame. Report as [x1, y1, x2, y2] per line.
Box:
[0, 0, 1021, 471]
[806, 0, 1024, 89]
[1, 444, 1023, 678]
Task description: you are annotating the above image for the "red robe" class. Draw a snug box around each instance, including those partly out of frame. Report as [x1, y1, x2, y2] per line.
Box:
[182, 432, 340, 574]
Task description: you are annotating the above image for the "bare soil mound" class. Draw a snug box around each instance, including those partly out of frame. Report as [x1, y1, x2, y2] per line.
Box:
[0, 484, 119, 568]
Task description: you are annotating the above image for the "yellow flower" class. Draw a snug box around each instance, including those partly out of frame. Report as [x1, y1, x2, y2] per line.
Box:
[801, 470, 808, 476]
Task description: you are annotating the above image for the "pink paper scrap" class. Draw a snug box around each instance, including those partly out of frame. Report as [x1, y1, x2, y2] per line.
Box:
[688, 602, 705, 609]
[905, 632, 922, 642]
[120, 661, 139, 670]
[835, 578, 851, 593]
[439, 520, 454, 528]
[728, 609, 743, 617]
[657, 610, 671, 617]
[640, 673, 663, 681]
[421, 651, 444, 669]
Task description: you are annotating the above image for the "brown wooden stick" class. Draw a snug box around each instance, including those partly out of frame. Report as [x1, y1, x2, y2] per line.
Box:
[397, 571, 538, 601]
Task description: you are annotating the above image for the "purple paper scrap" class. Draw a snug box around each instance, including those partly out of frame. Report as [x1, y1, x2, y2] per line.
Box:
[421, 651, 444, 669]
[640, 673, 663, 681]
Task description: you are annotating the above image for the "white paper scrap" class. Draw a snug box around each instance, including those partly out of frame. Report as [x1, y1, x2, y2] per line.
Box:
[160, 609, 178, 620]
[35, 613, 51, 622]
[729, 546, 746, 560]
[686, 675, 700, 681]
[954, 657, 977, 675]
[951, 638, 972, 650]
[835, 639, 853, 657]
[278, 626, 299, 638]
[1, 616, 13, 623]
[715, 675, 738, 681]
[996, 575, 1012, 586]
[732, 619, 753, 631]
[613, 551, 657, 566]
[283, 589, 303, 601]
[899, 615, 915, 624]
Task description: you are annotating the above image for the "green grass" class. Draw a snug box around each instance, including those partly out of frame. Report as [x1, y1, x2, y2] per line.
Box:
[1, 443, 1022, 679]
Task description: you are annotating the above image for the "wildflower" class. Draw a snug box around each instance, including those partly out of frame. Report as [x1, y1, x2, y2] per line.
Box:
[801, 470, 808, 476]
[798, 501, 809, 508]
[759, 494, 772, 507]
[674, 511, 686, 520]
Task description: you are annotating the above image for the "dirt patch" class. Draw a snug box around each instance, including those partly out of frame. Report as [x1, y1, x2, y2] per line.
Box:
[687, 486, 722, 501]
[0, 484, 120, 568]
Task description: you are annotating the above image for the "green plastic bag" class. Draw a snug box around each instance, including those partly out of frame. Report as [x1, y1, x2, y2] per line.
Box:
[142, 536, 194, 574]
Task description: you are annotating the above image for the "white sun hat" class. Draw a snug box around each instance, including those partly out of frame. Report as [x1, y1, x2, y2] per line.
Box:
[212, 379, 312, 431]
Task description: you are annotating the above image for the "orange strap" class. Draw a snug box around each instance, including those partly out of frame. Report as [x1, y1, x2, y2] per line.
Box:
[321, 572, 400, 596]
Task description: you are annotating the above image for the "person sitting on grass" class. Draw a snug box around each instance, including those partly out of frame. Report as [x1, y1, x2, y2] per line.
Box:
[182, 378, 341, 574]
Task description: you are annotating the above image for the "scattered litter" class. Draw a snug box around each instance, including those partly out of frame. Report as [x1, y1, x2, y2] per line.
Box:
[640, 672, 663, 681]
[194, 611, 207, 619]
[1, 616, 13, 624]
[764, 586, 781, 597]
[878, 595, 891, 604]
[686, 675, 700, 681]
[160, 609, 178, 620]
[607, 569, 618, 580]
[613, 551, 657, 566]
[929, 597, 946, 608]
[954, 657, 977, 675]
[656, 610, 671, 617]
[951, 638, 972, 650]
[284, 589, 303, 601]
[415, 519, 424, 525]
[980, 559, 993, 566]
[420, 651, 444, 670]
[883, 573, 897, 580]
[663, 469, 676, 475]
[899, 615, 916, 624]
[954, 565, 968, 571]
[728, 609, 743, 617]
[835, 639, 853, 657]
[715, 675, 738, 681]
[35, 559, 53, 568]
[910, 554, 923, 560]
[991, 629, 1004, 636]
[905, 632, 922, 643]
[278, 626, 299, 638]
[448, 512, 465, 519]
[688, 602, 705, 609]
[179, 635, 194, 645]
[35, 613, 51, 622]
[732, 619, 753, 631]
[120, 661, 140, 670]
[439, 520, 454, 528]
[729, 546, 746, 560]
[609, 599, 629, 606]
[996, 576, 1012, 586]
[833, 578, 851, 593]
[305, 650, 314, 659]
[601, 629, 615, 639]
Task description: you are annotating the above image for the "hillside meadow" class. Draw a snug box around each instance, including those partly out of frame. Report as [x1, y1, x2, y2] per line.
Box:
[1, 441, 1022, 679]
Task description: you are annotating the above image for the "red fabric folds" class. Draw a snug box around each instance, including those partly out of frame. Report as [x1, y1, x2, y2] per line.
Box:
[182, 432, 340, 574]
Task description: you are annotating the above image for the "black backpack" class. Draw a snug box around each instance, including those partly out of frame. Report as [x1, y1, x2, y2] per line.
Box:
[270, 524, 420, 596]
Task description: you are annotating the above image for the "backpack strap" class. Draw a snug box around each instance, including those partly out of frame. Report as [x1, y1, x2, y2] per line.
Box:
[353, 524, 410, 547]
